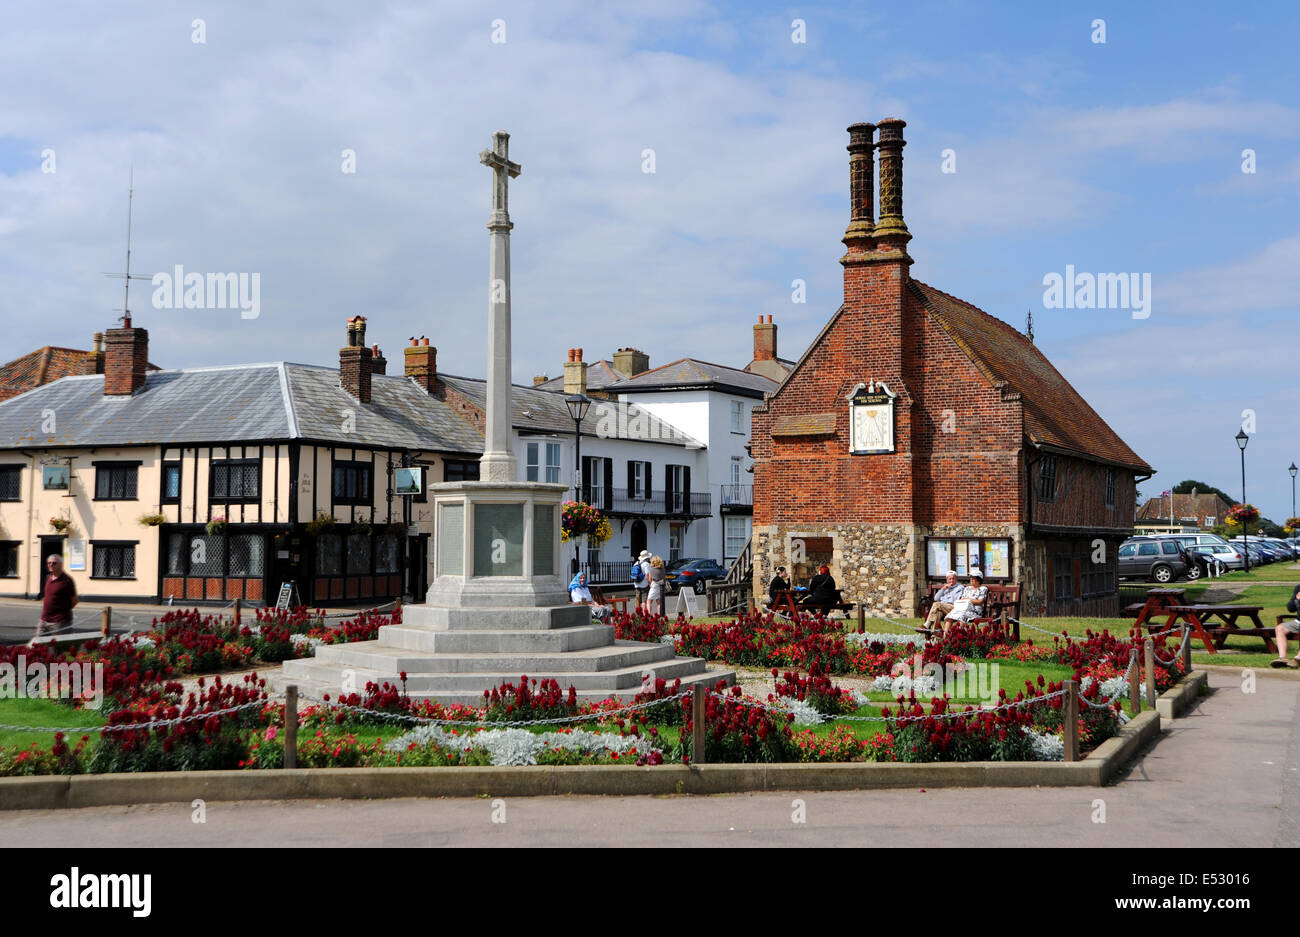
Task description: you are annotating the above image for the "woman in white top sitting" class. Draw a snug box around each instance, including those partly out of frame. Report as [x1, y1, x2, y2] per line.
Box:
[943, 569, 989, 634]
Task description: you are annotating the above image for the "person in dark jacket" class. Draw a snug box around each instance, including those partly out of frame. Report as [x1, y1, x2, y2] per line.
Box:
[1269, 584, 1300, 668]
[801, 565, 837, 607]
[33, 553, 78, 643]
[768, 566, 790, 605]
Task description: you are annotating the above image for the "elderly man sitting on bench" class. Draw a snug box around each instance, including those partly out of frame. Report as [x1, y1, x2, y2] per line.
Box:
[942, 570, 989, 635]
[924, 571, 965, 632]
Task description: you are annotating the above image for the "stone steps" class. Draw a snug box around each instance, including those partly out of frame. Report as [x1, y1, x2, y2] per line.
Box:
[377, 623, 614, 654]
[279, 598, 735, 707]
[399, 604, 591, 632]
[299, 636, 679, 675]
[273, 659, 728, 706]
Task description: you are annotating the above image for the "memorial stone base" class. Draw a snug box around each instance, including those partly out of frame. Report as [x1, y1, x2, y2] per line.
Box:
[278, 481, 732, 705]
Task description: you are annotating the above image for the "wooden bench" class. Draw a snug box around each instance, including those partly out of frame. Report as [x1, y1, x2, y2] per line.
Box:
[919, 582, 1021, 624]
[588, 585, 629, 617]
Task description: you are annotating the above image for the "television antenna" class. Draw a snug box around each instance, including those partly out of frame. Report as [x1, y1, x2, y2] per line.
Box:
[102, 166, 150, 326]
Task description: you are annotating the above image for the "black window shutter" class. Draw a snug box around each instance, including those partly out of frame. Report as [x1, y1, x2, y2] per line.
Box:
[683, 466, 691, 512]
[664, 464, 675, 512]
[602, 459, 613, 510]
[644, 462, 652, 500]
[627, 461, 635, 497]
[581, 457, 592, 502]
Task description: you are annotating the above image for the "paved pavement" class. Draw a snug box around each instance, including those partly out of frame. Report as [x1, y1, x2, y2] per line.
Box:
[0, 668, 1295, 847]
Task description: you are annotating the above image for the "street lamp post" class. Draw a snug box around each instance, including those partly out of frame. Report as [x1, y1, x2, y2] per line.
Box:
[565, 393, 591, 577]
[1236, 430, 1250, 573]
[1290, 462, 1297, 553]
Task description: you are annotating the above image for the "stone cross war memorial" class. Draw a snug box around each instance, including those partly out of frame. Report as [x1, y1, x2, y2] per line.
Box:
[278, 132, 729, 705]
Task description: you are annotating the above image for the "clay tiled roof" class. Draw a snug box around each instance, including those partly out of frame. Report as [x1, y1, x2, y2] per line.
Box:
[0, 345, 163, 402]
[1136, 492, 1233, 522]
[911, 281, 1152, 473]
[0, 347, 98, 401]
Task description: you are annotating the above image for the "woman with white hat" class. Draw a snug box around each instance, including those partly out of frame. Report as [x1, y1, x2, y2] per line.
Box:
[942, 569, 989, 634]
[632, 549, 652, 613]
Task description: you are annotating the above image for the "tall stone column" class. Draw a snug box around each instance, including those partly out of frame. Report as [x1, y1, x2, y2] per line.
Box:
[479, 131, 522, 481]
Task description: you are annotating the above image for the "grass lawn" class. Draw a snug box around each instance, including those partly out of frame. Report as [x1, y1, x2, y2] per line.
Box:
[0, 698, 105, 750]
[1210, 564, 1300, 583]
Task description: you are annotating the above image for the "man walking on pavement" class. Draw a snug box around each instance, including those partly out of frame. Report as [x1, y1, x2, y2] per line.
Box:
[33, 553, 78, 643]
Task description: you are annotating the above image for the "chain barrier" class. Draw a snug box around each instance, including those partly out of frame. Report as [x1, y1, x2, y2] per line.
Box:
[708, 687, 1067, 725]
[1151, 625, 1192, 666]
[0, 697, 268, 735]
[294, 688, 695, 729]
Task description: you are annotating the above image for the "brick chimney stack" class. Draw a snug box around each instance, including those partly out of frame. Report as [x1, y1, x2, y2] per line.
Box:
[370, 343, 387, 375]
[339, 316, 372, 403]
[104, 317, 149, 396]
[403, 336, 438, 394]
[839, 118, 913, 466]
[563, 348, 588, 396]
[872, 118, 911, 256]
[84, 332, 106, 375]
[842, 122, 876, 254]
[611, 347, 649, 378]
[752, 315, 777, 361]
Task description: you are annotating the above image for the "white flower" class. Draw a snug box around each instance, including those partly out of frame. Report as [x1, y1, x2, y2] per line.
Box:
[1026, 729, 1064, 761]
[869, 673, 940, 696]
[386, 724, 661, 766]
[769, 695, 824, 725]
[842, 632, 923, 648]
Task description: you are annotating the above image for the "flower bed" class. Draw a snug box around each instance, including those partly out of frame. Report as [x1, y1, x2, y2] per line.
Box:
[0, 606, 1185, 774]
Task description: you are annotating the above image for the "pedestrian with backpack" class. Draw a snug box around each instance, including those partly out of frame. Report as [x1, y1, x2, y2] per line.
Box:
[631, 549, 651, 613]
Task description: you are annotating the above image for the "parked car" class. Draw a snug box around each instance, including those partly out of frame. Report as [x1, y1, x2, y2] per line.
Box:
[1262, 538, 1297, 559]
[1182, 547, 1227, 579]
[1154, 533, 1242, 572]
[1118, 537, 1189, 583]
[663, 558, 728, 594]
[1160, 533, 1231, 551]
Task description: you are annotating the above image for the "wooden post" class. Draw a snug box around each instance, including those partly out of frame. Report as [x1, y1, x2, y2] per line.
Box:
[1181, 625, 1192, 672]
[233, 596, 241, 628]
[1128, 648, 1141, 714]
[857, 604, 865, 634]
[285, 685, 298, 770]
[745, 593, 754, 617]
[691, 683, 707, 765]
[1063, 680, 1079, 762]
[100, 605, 111, 637]
[999, 609, 1008, 640]
[1144, 639, 1157, 711]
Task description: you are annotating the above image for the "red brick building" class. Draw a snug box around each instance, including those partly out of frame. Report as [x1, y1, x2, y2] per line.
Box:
[751, 119, 1153, 617]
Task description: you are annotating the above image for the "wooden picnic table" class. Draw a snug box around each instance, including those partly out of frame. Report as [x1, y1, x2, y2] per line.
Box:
[1126, 588, 1272, 653]
[770, 588, 855, 617]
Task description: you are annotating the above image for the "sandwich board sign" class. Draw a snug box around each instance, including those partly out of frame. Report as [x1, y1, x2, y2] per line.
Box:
[275, 581, 298, 611]
[673, 588, 702, 618]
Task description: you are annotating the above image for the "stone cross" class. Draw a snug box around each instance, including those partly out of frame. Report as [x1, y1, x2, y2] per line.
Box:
[478, 131, 522, 481]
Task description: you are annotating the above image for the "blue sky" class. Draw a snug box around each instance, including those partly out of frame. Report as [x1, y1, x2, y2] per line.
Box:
[1, 1, 1298, 519]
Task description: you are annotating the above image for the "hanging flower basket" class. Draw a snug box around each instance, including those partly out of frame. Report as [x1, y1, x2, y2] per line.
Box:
[48, 517, 71, 533]
[138, 512, 167, 527]
[1226, 503, 1259, 526]
[205, 516, 228, 536]
[561, 501, 611, 546]
[352, 514, 373, 535]
[306, 513, 336, 536]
